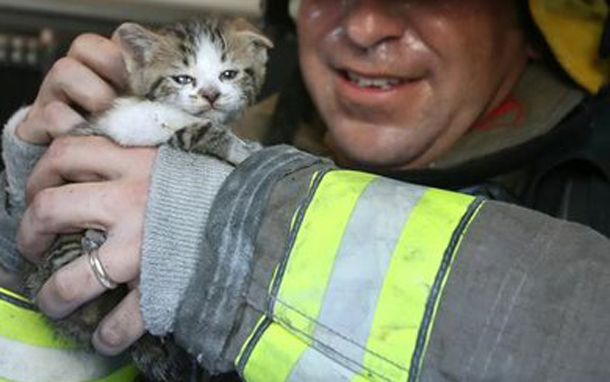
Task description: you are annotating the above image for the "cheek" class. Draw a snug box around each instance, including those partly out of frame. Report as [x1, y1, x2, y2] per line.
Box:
[153, 82, 183, 104]
[414, 1, 525, 82]
[178, 88, 197, 103]
[296, 1, 360, 123]
[298, 41, 337, 125]
[165, 88, 200, 112]
[233, 76, 258, 103]
[298, 0, 340, 25]
[297, 0, 343, 49]
[219, 83, 248, 107]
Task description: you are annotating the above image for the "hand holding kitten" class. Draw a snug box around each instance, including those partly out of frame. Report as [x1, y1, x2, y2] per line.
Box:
[16, 33, 126, 145]
[16, 16, 273, 380]
[15, 30, 156, 355]
[18, 135, 156, 355]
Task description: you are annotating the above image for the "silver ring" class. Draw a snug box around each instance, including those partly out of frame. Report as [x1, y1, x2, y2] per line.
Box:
[87, 249, 118, 290]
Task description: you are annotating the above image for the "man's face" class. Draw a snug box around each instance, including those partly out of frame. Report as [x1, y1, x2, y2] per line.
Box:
[297, 0, 531, 170]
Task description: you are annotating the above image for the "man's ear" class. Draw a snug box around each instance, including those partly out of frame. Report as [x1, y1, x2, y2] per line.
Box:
[231, 18, 275, 50]
[113, 22, 160, 73]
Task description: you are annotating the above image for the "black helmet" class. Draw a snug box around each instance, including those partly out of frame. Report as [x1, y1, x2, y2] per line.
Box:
[261, 0, 295, 34]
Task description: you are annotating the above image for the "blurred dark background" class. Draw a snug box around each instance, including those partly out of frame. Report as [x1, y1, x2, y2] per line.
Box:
[0, 8, 113, 124]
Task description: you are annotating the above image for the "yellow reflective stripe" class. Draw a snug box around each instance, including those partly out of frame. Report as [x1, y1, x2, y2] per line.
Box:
[357, 189, 476, 382]
[289, 170, 328, 232]
[241, 170, 377, 381]
[242, 322, 309, 382]
[275, 171, 377, 339]
[0, 287, 74, 348]
[239, 171, 480, 382]
[0, 286, 30, 303]
[418, 199, 485, 366]
[236, 262, 282, 369]
[0, 287, 138, 381]
[287, 178, 427, 381]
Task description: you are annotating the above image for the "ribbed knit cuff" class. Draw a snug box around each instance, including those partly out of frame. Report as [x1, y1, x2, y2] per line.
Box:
[2, 106, 47, 216]
[140, 145, 233, 336]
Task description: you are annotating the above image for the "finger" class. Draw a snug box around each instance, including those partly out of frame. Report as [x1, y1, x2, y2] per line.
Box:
[16, 101, 86, 144]
[35, 254, 105, 319]
[26, 136, 154, 202]
[93, 288, 145, 356]
[40, 100, 86, 137]
[18, 181, 133, 261]
[35, 233, 141, 319]
[67, 33, 127, 90]
[41, 57, 117, 114]
[26, 136, 121, 203]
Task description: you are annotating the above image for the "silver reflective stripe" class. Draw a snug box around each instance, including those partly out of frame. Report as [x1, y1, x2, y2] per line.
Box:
[288, 346, 354, 381]
[287, 178, 426, 381]
[0, 335, 129, 381]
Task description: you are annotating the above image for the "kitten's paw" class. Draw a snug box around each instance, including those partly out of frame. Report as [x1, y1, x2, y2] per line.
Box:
[170, 121, 262, 165]
[131, 334, 201, 382]
[95, 98, 202, 146]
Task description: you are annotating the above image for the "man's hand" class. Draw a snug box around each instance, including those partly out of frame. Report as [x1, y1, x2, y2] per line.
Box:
[16, 33, 126, 145]
[17, 135, 157, 355]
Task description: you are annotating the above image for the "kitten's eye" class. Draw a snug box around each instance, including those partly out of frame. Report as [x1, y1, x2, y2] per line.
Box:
[220, 70, 239, 81]
[171, 75, 195, 85]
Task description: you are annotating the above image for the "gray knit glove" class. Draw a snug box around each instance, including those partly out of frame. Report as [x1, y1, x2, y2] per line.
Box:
[140, 145, 234, 336]
[2, 106, 47, 217]
[0, 106, 47, 275]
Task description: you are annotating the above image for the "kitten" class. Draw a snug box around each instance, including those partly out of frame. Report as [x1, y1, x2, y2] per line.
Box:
[79, 16, 271, 162]
[25, 16, 273, 382]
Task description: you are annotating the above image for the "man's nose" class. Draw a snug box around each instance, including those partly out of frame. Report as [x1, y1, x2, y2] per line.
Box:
[343, 0, 407, 50]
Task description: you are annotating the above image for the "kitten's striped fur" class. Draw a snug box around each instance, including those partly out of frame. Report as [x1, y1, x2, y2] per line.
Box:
[26, 16, 272, 382]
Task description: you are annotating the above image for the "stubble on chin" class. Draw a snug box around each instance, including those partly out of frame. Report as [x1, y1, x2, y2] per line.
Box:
[323, 119, 430, 171]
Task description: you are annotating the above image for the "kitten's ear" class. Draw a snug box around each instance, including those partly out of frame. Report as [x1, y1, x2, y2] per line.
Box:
[113, 22, 160, 71]
[231, 18, 274, 51]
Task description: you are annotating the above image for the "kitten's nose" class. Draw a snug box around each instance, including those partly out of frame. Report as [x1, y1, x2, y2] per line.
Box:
[199, 88, 220, 105]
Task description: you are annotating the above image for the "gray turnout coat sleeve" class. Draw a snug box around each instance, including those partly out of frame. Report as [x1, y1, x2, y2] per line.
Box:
[169, 145, 610, 381]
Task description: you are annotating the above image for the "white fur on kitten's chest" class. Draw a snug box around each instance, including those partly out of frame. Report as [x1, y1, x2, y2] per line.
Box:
[94, 98, 202, 146]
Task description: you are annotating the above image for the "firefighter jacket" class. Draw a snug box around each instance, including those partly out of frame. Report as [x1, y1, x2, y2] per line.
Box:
[2, 143, 610, 382]
[171, 145, 610, 381]
[2, 0, 610, 381]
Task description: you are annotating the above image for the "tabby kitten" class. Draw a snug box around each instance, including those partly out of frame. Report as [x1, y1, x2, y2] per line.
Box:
[25, 16, 273, 382]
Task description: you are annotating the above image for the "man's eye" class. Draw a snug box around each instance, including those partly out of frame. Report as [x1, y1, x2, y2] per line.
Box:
[171, 75, 195, 85]
[220, 70, 239, 81]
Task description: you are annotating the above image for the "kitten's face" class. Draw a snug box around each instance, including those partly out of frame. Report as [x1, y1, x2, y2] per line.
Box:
[117, 18, 273, 124]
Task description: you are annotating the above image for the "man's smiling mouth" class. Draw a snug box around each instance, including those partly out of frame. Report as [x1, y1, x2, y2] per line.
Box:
[341, 70, 408, 90]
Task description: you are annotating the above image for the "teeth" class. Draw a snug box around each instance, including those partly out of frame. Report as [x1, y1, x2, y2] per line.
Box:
[346, 71, 402, 89]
